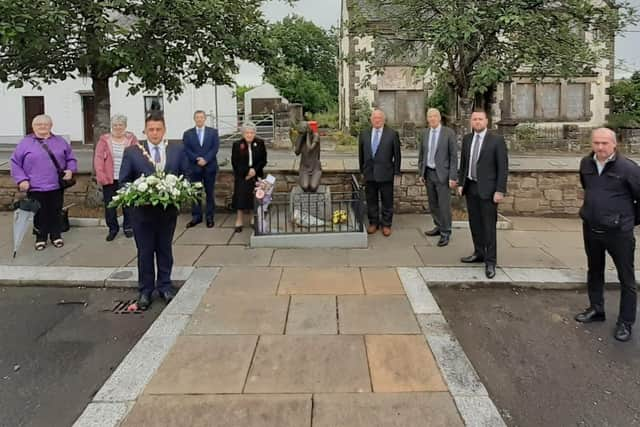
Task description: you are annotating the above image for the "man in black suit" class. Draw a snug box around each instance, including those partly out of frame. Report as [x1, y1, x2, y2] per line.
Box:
[358, 109, 402, 237]
[183, 110, 220, 228]
[119, 112, 189, 310]
[457, 109, 508, 279]
[418, 108, 458, 247]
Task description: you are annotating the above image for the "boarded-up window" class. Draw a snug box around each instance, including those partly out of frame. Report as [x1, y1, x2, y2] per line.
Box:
[514, 84, 535, 119]
[540, 84, 561, 119]
[566, 83, 586, 120]
[405, 91, 426, 123]
[378, 91, 397, 124]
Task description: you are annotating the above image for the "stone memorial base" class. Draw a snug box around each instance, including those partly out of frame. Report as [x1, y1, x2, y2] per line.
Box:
[289, 185, 332, 225]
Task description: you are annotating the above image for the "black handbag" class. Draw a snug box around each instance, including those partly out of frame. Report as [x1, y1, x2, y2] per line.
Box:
[37, 139, 76, 189]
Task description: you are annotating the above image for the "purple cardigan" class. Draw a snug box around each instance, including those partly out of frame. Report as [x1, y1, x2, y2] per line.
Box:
[11, 134, 78, 192]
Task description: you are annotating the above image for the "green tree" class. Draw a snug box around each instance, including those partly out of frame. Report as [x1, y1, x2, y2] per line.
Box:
[264, 15, 338, 112]
[0, 0, 271, 143]
[350, 0, 636, 129]
[607, 71, 640, 128]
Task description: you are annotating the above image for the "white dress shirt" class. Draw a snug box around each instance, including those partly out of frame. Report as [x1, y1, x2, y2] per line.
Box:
[149, 140, 167, 172]
[426, 125, 441, 169]
[468, 129, 487, 180]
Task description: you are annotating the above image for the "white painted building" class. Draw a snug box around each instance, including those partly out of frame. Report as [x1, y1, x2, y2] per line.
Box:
[244, 83, 288, 118]
[0, 77, 237, 144]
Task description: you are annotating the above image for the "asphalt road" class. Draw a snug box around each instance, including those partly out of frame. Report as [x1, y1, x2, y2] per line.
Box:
[0, 286, 162, 427]
[433, 287, 640, 427]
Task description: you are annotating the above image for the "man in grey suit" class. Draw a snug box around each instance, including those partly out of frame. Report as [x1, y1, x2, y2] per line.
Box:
[358, 109, 402, 237]
[418, 108, 458, 247]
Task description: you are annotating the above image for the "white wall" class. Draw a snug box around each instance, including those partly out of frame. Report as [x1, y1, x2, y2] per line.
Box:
[0, 77, 237, 143]
[244, 83, 288, 118]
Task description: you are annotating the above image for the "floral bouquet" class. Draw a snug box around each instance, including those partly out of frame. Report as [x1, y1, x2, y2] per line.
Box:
[255, 175, 276, 233]
[108, 172, 203, 210]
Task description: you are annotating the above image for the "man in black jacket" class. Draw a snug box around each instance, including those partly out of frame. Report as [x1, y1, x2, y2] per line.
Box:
[457, 109, 508, 279]
[358, 109, 402, 237]
[575, 127, 640, 342]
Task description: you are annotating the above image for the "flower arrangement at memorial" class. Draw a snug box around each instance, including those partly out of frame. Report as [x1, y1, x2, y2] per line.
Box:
[109, 172, 203, 209]
[332, 209, 348, 224]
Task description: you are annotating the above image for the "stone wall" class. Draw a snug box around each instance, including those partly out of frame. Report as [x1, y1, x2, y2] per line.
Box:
[0, 168, 584, 217]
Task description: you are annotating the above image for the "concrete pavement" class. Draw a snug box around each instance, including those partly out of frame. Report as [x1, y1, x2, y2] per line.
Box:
[1, 211, 632, 426]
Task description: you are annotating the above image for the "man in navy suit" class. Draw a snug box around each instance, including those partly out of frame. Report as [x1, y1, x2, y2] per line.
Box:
[119, 112, 189, 310]
[183, 110, 219, 228]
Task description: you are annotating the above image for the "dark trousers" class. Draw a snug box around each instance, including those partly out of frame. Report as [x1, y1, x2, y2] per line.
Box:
[465, 181, 498, 265]
[583, 225, 637, 325]
[365, 180, 394, 227]
[425, 168, 452, 235]
[102, 181, 131, 233]
[191, 170, 216, 222]
[29, 189, 63, 243]
[132, 207, 178, 296]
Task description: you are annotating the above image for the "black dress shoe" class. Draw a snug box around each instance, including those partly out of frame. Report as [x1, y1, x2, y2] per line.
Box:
[234, 225, 243, 233]
[437, 235, 450, 247]
[160, 287, 177, 304]
[106, 231, 118, 242]
[614, 322, 632, 342]
[485, 264, 496, 279]
[124, 229, 134, 238]
[186, 220, 202, 228]
[206, 219, 214, 228]
[461, 254, 484, 263]
[137, 293, 151, 311]
[574, 307, 606, 323]
[424, 228, 441, 237]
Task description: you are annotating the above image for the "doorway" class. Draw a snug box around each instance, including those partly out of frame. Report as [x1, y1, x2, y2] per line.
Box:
[81, 94, 96, 144]
[23, 96, 45, 135]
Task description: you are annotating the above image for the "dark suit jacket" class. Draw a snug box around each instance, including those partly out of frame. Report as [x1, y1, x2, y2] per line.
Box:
[458, 131, 508, 199]
[358, 126, 401, 182]
[231, 137, 267, 179]
[119, 142, 190, 185]
[182, 126, 220, 175]
[418, 126, 458, 183]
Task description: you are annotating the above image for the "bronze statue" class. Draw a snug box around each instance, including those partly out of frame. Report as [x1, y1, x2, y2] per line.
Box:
[294, 121, 322, 192]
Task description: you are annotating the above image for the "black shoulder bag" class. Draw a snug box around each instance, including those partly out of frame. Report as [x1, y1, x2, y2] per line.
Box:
[37, 139, 76, 190]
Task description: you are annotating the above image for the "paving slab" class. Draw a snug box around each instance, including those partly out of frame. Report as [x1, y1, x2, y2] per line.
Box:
[508, 216, 558, 231]
[347, 247, 423, 267]
[206, 266, 282, 296]
[144, 335, 257, 394]
[367, 227, 431, 248]
[2, 241, 82, 266]
[245, 335, 371, 393]
[185, 295, 289, 335]
[312, 392, 464, 427]
[52, 240, 137, 267]
[365, 335, 448, 392]
[163, 268, 218, 316]
[533, 231, 585, 249]
[278, 267, 364, 295]
[454, 396, 507, 427]
[0, 265, 114, 286]
[419, 266, 510, 284]
[171, 245, 207, 266]
[501, 230, 546, 248]
[195, 246, 273, 267]
[397, 267, 441, 314]
[361, 267, 405, 295]
[122, 394, 312, 427]
[228, 228, 252, 245]
[338, 295, 421, 334]
[497, 246, 566, 268]
[175, 227, 234, 245]
[105, 266, 194, 288]
[270, 248, 350, 266]
[414, 244, 469, 267]
[285, 295, 337, 334]
[393, 213, 432, 228]
[541, 246, 587, 269]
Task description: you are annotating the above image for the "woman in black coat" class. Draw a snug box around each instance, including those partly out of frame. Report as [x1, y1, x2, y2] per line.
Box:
[231, 122, 267, 232]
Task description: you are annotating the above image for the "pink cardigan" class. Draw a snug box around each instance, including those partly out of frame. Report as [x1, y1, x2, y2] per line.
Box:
[94, 132, 138, 185]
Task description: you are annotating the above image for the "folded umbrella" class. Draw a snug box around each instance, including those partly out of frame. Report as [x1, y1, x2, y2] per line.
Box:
[13, 198, 40, 258]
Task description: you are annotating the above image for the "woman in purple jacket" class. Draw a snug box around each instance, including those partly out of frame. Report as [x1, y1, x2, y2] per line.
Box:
[10, 115, 78, 251]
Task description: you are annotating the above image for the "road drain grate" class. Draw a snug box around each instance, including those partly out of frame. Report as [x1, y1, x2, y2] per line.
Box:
[111, 299, 142, 314]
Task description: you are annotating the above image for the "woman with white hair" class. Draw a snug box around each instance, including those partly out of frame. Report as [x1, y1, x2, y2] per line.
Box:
[94, 114, 138, 241]
[231, 122, 267, 232]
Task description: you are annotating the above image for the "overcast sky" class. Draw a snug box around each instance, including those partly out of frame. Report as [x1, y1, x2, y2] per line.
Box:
[235, 0, 640, 85]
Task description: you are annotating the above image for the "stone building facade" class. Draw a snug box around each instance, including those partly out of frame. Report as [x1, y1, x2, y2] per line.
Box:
[339, 0, 615, 134]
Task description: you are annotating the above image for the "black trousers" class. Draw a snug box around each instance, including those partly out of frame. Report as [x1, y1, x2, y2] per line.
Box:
[583, 225, 637, 325]
[102, 180, 131, 233]
[425, 168, 452, 236]
[365, 180, 394, 227]
[191, 169, 216, 222]
[132, 206, 178, 296]
[29, 189, 63, 243]
[465, 181, 498, 265]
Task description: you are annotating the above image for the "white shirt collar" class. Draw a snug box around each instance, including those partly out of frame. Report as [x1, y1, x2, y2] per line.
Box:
[148, 140, 166, 170]
[474, 129, 487, 140]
